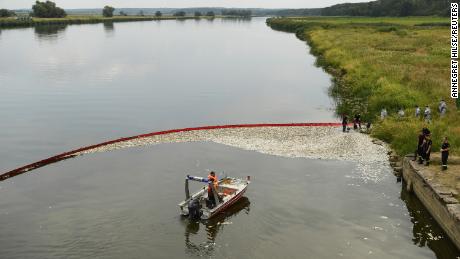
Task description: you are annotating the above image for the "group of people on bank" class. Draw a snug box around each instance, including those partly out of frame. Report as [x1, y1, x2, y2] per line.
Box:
[380, 99, 448, 123]
[340, 100, 452, 170]
[414, 127, 450, 170]
[341, 113, 371, 133]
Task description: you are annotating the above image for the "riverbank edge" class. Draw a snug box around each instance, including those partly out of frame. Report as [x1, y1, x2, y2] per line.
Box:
[266, 18, 458, 157]
[0, 16, 220, 28]
[266, 18, 460, 250]
[403, 157, 460, 250]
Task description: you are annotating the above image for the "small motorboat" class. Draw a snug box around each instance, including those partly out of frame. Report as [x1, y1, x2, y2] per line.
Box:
[178, 174, 250, 220]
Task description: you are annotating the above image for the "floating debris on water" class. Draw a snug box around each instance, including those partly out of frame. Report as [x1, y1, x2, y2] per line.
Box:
[75, 127, 390, 183]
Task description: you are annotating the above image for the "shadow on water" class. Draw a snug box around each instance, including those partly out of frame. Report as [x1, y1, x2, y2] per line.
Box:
[221, 17, 252, 24]
[103, 22, 115, 36]
[34, 24, 67, 42]
[400, 181, 460, 258]
[182, 197, 251, 257]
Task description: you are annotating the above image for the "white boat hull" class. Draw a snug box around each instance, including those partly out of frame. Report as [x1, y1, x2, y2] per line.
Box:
[179, 177, 250, 220]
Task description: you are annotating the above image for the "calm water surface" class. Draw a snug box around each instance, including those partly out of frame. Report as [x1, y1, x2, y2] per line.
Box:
[0, 143, 458, 258]
[0, 18, 333, 172]
[0, 18, 458, 258]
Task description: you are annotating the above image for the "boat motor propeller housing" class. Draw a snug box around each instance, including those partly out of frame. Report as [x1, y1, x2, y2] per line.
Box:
[188, 199, 202, 220]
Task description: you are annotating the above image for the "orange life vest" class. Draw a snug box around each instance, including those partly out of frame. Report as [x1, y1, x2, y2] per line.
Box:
[208, 174, 218, 192]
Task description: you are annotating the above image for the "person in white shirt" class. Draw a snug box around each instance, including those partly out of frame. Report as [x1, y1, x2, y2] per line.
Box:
[424, 106, 431, 123]
[380, 108, 387, 120]
[415, 105, 421, 118]
[398, 108, 405, 118]
[439, 99, 447, 117]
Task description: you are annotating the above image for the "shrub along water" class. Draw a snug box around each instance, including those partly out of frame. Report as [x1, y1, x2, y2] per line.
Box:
[267, 17, 458, 155]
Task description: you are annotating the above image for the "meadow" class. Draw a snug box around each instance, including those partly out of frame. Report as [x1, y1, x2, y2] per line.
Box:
[267, 16, 459, 155]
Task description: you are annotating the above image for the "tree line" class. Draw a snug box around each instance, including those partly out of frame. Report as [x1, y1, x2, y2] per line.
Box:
[221, 9, 252, 17]
[2, 0, 449, 20]
[322, 0, 450, 17]
[0, 9, 16, 17]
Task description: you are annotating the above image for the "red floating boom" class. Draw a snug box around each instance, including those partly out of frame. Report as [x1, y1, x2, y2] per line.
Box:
[0, 122, 341, 182]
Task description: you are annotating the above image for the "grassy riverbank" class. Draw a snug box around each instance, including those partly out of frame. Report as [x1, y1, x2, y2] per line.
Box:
[267, 16, 459, 155]
[0, 15, 218, 28]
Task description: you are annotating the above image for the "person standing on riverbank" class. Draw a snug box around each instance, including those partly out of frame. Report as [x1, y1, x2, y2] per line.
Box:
[380, 108, 387, 120]
[424, 106, 431, 123]
[422, 134, 433, 166]
[441, 137, 450, 170]
[353, 113, 361, 130]
[414, 129, 425, 162]
[398, 108, 405, 118]
[342, 115, 348, 133]
[439, 99, 447, 117]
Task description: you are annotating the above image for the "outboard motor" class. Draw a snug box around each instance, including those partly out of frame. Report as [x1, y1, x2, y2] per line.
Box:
[188, 199, 202, 220]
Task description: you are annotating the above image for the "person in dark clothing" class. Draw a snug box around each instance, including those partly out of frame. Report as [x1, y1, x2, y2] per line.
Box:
[342, 115, 348, 133]
[422, 134, 433, 166]
[422, 127, 430, 135]
[354, 114, 362, 130]
[414, 129, 425, 162]
[441, 137, 450, 170]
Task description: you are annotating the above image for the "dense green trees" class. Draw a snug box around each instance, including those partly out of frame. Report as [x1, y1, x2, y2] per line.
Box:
[102, 6, 115, 17]
[194, 11, 202, 17]
[0, 9, 15, 17]
[32, 1, 66, 18]
[322, 0, 450, 17]
[155, 11, 162, 17]
[206, 11, 215, 17]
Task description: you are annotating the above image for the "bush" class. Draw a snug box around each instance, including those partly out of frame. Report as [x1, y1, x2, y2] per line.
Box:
[155, 11, 162, 17]
[102, 6, 115, 17]
[32, 1, 66, 18]
[194, 11, 202, 17]
[206, 11, 215, 17]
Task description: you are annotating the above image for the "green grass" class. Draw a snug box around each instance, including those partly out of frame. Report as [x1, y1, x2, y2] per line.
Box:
[273, 16, 449, 26]
[0, 15, 219, 28]
[267, 16, 458, 155]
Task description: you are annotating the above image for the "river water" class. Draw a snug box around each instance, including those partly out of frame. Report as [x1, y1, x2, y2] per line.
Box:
[0, 18, 458, 258]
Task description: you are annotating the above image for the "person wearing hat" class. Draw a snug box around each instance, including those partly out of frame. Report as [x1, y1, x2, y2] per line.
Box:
[440, 137, 450, 170]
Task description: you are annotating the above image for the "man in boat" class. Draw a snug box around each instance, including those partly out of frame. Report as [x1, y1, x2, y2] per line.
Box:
[207, 171, 218, 208]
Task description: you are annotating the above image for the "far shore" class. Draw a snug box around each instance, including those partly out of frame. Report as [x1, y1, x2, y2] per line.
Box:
[0, 15, 240, 28]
